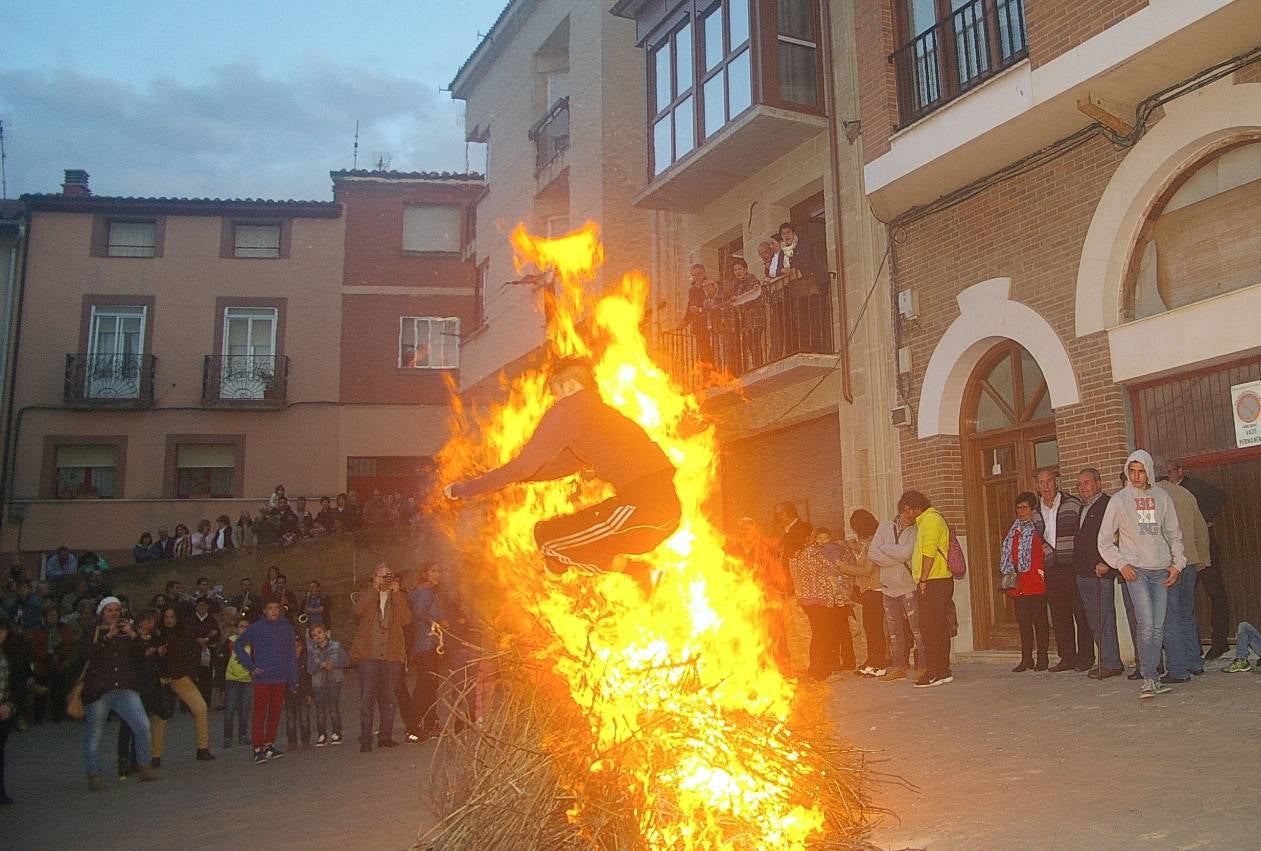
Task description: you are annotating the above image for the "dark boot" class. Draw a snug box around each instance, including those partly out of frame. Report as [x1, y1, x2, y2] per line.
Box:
[1012, 658, 1033, 673]
[1034, 653, 1049, 671]
[196, 748, 215, 761]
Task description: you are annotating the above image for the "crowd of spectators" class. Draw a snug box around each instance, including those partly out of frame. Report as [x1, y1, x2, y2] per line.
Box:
[0, 556, 492, 800]
[676, 221, 827, 377]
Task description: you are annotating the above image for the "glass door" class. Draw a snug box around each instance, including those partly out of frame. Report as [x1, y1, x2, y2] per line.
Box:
[87, 306, 145, 398]
[221, 307, 277, 399]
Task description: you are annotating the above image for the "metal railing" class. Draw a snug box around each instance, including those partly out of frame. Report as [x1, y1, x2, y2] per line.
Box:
[529, 97, 570, 175]
[202, 354, 289, 406]
[657, 275, 835, 393]
[890, 0, 1027, 125]
[64, 353, 156, 406]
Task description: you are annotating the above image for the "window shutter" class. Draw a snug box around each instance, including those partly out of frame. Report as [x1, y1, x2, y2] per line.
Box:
[56, 445, 118, 468]
[403, 206, 461, 252]
[177, 444, 236, 468]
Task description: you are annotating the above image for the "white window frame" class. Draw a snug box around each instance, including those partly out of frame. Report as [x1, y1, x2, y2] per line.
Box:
[233, 223, 282, 258]
[86, 305, 147, 399]
[398, 316, 460, 369]
[107, 221, 157, 257]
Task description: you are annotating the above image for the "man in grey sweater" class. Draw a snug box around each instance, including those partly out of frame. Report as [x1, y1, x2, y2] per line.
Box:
[1097, 450, 1186, 699]
[867, 498, 921, 682]
[1155, 465, 1210, 683]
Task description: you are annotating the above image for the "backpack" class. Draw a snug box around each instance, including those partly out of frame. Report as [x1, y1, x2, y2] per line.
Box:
[941, 529, 967, 579]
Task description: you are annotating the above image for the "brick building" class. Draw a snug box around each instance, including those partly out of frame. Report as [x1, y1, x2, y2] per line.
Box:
[856, 0, 1261, 650]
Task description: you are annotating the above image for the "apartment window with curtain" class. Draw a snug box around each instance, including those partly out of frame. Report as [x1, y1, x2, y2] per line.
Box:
[234, 223, 282, 258]
[399, 316, 460, 369]
[107, 221, 157, 257]
[175, 444, 237, 499]
[55, 445, 117, 499]
[403, 205, 462, 253]
[775, 0, 819, 107]
[650, 18, 696, 176]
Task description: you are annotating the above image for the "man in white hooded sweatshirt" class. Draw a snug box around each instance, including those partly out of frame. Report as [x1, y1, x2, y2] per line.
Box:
[1097, 449, 1186, 699]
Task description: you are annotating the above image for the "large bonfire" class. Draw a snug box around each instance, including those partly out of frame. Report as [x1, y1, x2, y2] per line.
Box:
[422, 224, 872, 850]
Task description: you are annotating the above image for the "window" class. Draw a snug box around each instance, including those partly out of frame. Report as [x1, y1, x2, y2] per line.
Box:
[85, 305, 146, 399]
[717, 234, 744, 282]
[399, 316, 460, 369]
[234, 223, 281, 258]
[175, 443, 236, 499]
[700, 0, 753, 139]
[472, 261, 488, 331]
[220, 306, 279, 400]
[55, 445, 117, 499]
[650, 19, 696, 175]
[775, 0, 819, 107]
[403, 205, 461, 253]
[107, 221, 156, 257]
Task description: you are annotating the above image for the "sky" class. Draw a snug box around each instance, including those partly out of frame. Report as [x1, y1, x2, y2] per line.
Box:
[0, 0, 506, 200]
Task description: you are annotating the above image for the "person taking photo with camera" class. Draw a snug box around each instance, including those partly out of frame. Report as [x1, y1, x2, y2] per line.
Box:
[351, 562, 412, 752]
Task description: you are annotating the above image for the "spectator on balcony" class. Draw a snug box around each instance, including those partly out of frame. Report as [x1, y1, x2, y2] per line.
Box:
[133, 533, 163, 564]
[334, 493, 356, 533]
[235, 511, 254, 548]
[43, 547, 77, 581]
[253, 508, 279, 546]
[756, 240, 776, 280]
[347, 490, 364, 528]
[727, 257, 766, 372]
[291, 496, 312, 523]
[172, 523, 193, 559]
[208, 515, 232, 551]
[766, 233, 785, 277]
[155, 527, 176, 559]
[269, 484, 286, 508]
[80, 551, 109, 573]
[679, 263, 716, 365]
[316, 496, 337, 531]
[700, 277, 731, 371]
[776, 222, 825, 354]
[190, 519, 214, 557]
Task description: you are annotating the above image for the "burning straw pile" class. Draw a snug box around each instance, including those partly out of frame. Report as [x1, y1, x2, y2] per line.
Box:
[419, 223, 880, 850]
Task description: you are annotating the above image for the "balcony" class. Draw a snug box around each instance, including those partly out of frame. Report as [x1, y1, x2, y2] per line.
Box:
[657, 273, 835, 403]
[529, 97, 570, 185]
[202, 354, 289, 407]
[891, 0, 1027, 127]
[64, 353, 156, 408]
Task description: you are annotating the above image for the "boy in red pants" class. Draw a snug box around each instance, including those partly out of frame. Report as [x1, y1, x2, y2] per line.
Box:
[233, 599, 297, 764]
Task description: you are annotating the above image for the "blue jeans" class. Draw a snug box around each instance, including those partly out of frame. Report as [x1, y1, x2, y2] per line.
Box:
[1124, 568, 1170, 680]
[1163, 564, 1203, 677]
[1235, 622, 1261, 660]
[223, 680, 252, 742]
[84, 689, 150, 776]
[358, 659, 402, 744]
[881, 592, 921, 669]
[1119, 579, 1139, 661]
[314, 683, 342, 736]
[1076, 575, 1122, 671]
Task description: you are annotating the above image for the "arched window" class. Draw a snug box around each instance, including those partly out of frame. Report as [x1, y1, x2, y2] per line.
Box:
[1126, 140, 1261, 321]
[966, 341, 1053, 434]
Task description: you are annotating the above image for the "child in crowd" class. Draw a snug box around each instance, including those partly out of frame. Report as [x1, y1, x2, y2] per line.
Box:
[284, 633, 313, 750]
[303, 580, 327, 629]
[223, 617, 253, 748]
[234, 600, 297, 764]
[1221, 621, 1261, 672]
[306, 623, 348, 747]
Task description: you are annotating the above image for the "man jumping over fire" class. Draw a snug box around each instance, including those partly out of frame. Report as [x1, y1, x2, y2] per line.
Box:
[443, 356, 681, 577]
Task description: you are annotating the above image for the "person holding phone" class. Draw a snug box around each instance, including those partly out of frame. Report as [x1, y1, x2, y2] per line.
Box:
[351, 562, 412, 752]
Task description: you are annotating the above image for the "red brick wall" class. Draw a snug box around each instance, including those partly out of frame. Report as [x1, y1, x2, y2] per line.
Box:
[1026, 0, 1148, 68]
[856, 0, 899, 162]
[339, 293, 472, 404]
[336, 180, 481, 289]
[893, 134, 1134, 535]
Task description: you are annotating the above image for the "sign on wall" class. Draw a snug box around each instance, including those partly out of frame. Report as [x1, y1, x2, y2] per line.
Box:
[1232, 379, 1261, 448]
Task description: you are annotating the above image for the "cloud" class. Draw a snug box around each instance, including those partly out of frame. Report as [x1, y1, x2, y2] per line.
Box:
[0, 57, 475, 200]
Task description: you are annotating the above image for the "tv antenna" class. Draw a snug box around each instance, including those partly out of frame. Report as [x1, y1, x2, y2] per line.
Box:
[352, 120, 360, 170]
[372, 152, 392, 172]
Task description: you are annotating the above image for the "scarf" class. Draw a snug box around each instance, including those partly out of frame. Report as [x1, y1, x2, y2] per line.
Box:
[999, 518, 1038, 575]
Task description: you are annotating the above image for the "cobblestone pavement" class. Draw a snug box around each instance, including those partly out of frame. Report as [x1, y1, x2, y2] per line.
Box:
[827, 655, 1261, 850]
[2, 672, 433, 850]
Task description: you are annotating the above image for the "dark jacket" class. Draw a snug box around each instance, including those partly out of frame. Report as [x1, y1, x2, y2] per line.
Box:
[83, 629, 143, 701]
[776, 238, 821, 280]
[134, 632, 167, 716]
[1074, 492, 1112, 579]
[1042, 491, 1082, 575]
[779, 517, 813, 597]
[408, 586, 443, 655]
[157, 626, 200, 680]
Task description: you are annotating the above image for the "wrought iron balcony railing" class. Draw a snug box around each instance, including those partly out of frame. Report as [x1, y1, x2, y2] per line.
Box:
[658, 273, 835, 395]
[890, 0, 1027, 126]
[202, 354, 289, 406]
[64, 353, 156, 406]
[529, 97, 570, 175]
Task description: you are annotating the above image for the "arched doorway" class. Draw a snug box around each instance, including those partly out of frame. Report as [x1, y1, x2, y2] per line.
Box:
[962, 340, 1059, 649]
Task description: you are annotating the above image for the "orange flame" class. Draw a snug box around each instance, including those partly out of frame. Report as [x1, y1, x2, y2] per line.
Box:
[438, 222, 825, 849]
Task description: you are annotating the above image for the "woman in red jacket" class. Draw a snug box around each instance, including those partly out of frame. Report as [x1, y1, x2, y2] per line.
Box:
[999, 492, 1053, 672]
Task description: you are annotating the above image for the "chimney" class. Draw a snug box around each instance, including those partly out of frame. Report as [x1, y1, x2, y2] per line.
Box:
[62, 169, 91, 196]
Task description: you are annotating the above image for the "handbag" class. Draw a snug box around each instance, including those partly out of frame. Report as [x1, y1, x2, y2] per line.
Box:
[66, 665, 89, 720]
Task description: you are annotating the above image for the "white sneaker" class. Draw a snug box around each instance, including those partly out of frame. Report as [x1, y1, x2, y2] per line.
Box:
[869, 667, 888, 678]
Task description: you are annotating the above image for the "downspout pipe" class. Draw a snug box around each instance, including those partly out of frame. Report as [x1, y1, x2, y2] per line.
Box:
[1, 210, 32, 522]
[819, 0, 854, 403]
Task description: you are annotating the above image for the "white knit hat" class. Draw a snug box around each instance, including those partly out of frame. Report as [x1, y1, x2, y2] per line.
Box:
[96, 596, 122, 616]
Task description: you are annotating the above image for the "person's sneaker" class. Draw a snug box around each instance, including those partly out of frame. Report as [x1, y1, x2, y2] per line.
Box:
[316, 734, 328, 748]
[1152, 681, 1172, 695]
[1222, 658, 1252, 673]
[378, 738, 400, 748]
[868, 667, 888, 678]
[913, 673, 949, 688]
[856, 665, 876, 677]
[406, 732, 421, 743]
[330, 733, 343, 746]
[879, 667, 908, 682]
[1139, 680, 1155, 699]
[264, 744, 285, 760]
[196, 748, 216, 761]
[253, 748, 267, 765]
